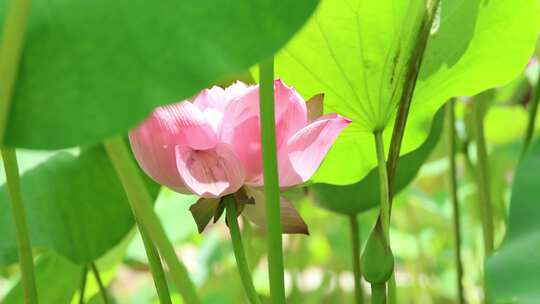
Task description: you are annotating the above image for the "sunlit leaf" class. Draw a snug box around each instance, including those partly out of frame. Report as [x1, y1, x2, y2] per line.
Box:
[311, 108, 444, 215]
[276, 0, 540, 184]
[0, 0, 318, 149]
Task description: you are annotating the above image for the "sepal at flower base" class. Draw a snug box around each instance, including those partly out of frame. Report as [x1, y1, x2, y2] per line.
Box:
[243, 188, 309, 235]
[189, 197, 221, 233]
[189, 188, 255, 233]
[306, 93, 324, 122]
[233, 187, 255, 206]
[213, 201, 225, 224]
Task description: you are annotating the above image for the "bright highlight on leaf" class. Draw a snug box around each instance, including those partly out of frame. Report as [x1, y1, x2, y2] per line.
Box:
[276, 0, 540, 185]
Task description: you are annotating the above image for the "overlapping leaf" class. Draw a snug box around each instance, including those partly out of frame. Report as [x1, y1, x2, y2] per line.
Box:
[0, 145, 159, 265]
[485, 139, 540, 304]
[276, 0, 540, 184]
[0, 0, 318, 149]
[2, 253, 82, 304]
[311, 108, 444, 215]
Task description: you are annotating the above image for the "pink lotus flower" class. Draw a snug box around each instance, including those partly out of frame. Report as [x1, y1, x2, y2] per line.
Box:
[129, 79, 350, 233]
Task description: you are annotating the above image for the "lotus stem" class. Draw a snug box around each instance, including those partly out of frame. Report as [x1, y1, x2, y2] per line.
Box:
[522, 65, 540, 158]
[78, 266, 88, 304]
[259, 57, 286, 303]
[1, 149, 38, 304]
[446, 100, 465, 304]
[90, 263, 110, 304]
[104, 137, 201, 304]
[349, 215, 364, 304]
[0, 1, 37, 303]
[139, 224, 172, 304]
[224, 195, 262, 304]
[471, 101, 494, 256]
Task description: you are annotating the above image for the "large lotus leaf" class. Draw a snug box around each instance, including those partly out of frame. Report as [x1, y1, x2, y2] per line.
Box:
[311, 107, 444, 215]
[485, 139, 540, 304]
[276, 0, 540, 184]
[0, 145, 159, 265]
[2, 253, 83, 304]
[0, 0, 318, 149]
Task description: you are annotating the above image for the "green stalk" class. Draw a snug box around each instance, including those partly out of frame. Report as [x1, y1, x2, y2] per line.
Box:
[387, 274, 396, 304]
[365, 4, 440, 304]
[79, 266, 88, 304]
[374, 131, 390, 240]
[139, 224, 172, 304]
[258, 57, 286, 303]
[103, 137, 200, 304]
[521, 67, 540, 158]
[446, 100, 465, 304]
[224, 196, 262, 304]
[2, 149, 38, 304]
[0, 0, 31, 142]
[0, 1, 36, 303]
[386, 0, 441, 202]
[110, 140, 171, 303]
[471, 102, 494, 256]
[371, 131, 392, 304]
[349, 215, 364, 304]
[371, 283, 386, 304]
[90, 263, 109, 304]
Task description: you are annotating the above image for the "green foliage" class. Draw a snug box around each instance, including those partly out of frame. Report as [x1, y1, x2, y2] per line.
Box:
[485, 138, 540, 304]
[276, 0, 540, 184]
[0, 145, 159, 265]
[0, 0, 318, 149]
[2, 253, 82, 304]
[311, 107, 445, 215]
[0, 0, 538, 303]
